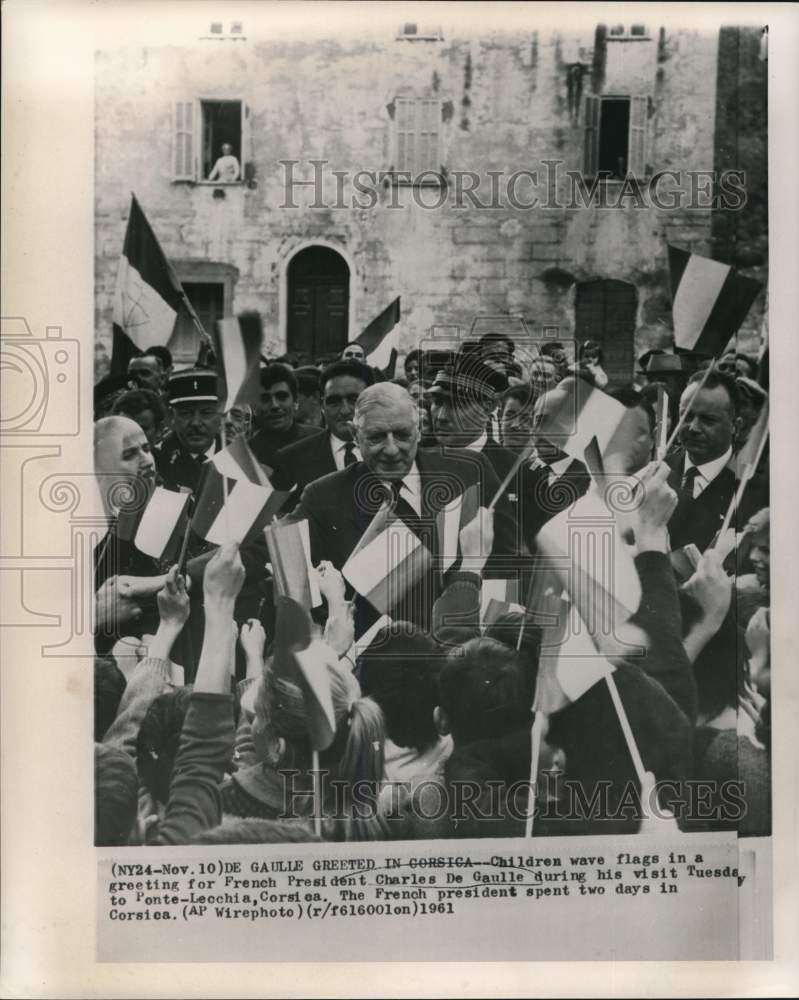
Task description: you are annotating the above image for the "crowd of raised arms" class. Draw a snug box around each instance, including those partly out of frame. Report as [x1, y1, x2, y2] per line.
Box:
[93, 331, 770, 846]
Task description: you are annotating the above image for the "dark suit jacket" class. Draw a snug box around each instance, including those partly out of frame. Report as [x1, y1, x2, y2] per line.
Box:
[666, 449, 740, 552]
[248, 422, 323, 471]
[290, 447, 521, 630]
[270, 431, 338, 512]
[478, 436, 567, 551]
[525, 457, 591, 540]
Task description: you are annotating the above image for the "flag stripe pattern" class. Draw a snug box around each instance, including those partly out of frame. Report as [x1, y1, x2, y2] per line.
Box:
[668, 245, 763, 355]
[212, 313, 263, 411]
[343, 518, 431, 615]
[111, 194, 185, 372]
[356, 297, 401, 370]
[134, 487, 191, 560]
[192, 465, 288, 545]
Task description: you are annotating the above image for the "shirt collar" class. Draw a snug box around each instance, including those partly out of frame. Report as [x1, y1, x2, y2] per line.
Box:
[330, 432, 357, 452]
[548, 455, 573, 477]
[684, 446, 733, 483]
[464, 431, 488, 453]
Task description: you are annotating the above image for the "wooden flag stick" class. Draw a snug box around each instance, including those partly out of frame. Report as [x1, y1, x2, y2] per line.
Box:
[604, 673, 647, 784]
[524, 711, 545, 838]
[660, 358, 716, 457]
[654, 384, 670, 460]
[312, 749, 322, 837]
[488, 440, 537, 511]
[176, 507, 194, 575]
[713, 425, 770, 545]
[219, 419, 230, 541]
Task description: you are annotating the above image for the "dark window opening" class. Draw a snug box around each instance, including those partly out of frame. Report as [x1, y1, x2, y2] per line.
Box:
[598, 98, 630, 179]
[170, 282, 225, 364]
[201, 100, 242, 180]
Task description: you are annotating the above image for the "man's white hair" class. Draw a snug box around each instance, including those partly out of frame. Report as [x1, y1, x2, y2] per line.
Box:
[352, 382, 418, 428]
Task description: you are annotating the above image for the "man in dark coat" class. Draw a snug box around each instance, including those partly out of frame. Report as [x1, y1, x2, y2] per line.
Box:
[666, 369, 763, 551]
[290, 383, 520, 631]
[270, 359, 375, 509]
[248, 363, 323, 471]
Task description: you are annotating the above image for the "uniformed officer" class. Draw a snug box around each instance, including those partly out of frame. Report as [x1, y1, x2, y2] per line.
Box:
[155, 369, 223, 494]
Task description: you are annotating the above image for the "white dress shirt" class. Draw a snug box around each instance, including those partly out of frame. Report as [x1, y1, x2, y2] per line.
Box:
[330, 432, 362, 471]
[381, 462, 422, 516]
[683, 446, 733, 498]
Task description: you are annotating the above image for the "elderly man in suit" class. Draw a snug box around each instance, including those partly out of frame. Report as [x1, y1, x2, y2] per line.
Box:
[666, 369, 759, 551]
[270, 359, 375, 508]
[290, 382, 518, 630]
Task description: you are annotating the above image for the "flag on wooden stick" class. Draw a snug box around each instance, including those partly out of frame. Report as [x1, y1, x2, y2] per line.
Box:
[536, 489, 643, 658]
[134, 487, 192, 561]
[534, 376, 631, 468]
[192, 465, 289, 545]
[212, 312, 263, 411]
[111, 194, 187, 374]
[211, 434, 272, 487]
[357, 297, 401, 374]
[668, 245, 763, 356]
[342, 518, 432, 615]
[265, 519, 323, 610]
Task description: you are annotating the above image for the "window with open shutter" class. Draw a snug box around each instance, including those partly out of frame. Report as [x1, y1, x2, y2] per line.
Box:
[174, 101, 195, 180]
[628, 95, 647, 177]
[583, 95, 600, 176]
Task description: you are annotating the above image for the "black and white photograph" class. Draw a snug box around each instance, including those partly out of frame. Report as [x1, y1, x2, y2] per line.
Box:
[2, 0, 798, 992]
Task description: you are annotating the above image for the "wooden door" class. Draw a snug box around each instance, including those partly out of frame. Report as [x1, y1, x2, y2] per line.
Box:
[287, 247, 349, 359]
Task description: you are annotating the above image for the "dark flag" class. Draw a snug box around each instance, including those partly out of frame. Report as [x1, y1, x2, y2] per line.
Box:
[356, 297, 401, 375]
[111, 194, 187, 374]
[668, 245, 763, 357]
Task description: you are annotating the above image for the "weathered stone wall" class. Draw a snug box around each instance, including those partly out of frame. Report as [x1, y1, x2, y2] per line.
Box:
[95, 25, 764, 377]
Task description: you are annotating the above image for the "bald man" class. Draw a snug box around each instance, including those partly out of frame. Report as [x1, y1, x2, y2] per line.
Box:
[94, 415, 156, 514]
[93, 416, 161, 648]
[290, 383, 519, 631]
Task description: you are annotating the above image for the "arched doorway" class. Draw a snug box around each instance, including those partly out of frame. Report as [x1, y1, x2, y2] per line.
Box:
[287, 246, 350, 360]
[575, 279, 637, 388]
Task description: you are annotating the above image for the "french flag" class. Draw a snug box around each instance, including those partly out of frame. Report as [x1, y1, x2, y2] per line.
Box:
[191, 465, 289, 546]
[212, 313, 263, 411]
[356, 297, 401, 375]
[668, 245, 763, 356]
[111, 194, 189, 375]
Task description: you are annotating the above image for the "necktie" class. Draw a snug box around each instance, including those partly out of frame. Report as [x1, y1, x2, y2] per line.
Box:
[389, 481, 426, 540]
[681, 465, 700, 496]
[343, 441, 357, 467]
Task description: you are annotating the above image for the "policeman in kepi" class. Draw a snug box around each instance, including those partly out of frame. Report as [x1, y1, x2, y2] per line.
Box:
[155, 369, 223, 494]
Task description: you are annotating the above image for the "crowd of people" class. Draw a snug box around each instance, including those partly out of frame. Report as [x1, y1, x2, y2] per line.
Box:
[93, 328, 771, 846]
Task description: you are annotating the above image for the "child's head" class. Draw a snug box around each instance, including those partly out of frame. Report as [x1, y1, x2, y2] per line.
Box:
[95, 743, 138, 846]
[254, 656, 385, 787]
[437, 637, 532, 745]
[358, 624, 444, 753]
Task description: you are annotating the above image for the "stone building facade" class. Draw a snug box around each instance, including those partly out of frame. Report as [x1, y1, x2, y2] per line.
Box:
[94, 18, 767, 383]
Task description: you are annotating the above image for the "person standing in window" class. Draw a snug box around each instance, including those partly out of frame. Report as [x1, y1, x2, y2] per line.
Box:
[208, 143, 240, 182]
